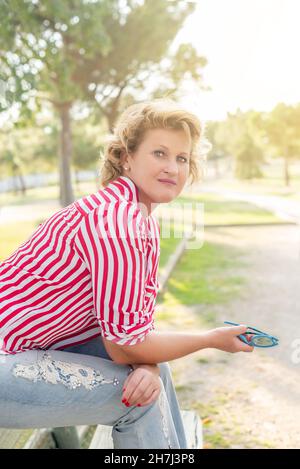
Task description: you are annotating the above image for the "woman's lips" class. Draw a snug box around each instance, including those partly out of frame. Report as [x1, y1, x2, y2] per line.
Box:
[157, 179, 177, 186]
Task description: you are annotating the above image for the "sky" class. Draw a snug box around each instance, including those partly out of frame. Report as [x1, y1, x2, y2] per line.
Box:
[171, 0, 300, 121]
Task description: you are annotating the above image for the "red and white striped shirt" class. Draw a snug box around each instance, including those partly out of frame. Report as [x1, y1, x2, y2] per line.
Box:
[0, 176, 160, 355]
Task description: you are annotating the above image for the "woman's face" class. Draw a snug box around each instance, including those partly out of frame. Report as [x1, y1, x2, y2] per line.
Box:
[122, 128, 192, 216]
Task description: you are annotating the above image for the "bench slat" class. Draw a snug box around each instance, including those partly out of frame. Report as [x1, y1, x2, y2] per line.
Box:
[89, 410, 202, 449]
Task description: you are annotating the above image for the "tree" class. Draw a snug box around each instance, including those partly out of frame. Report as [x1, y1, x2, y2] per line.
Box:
[265, 103, 300, 186]
[207, 109, 267, 180]
[205, 121, 231, 178]
[72, 122, 103, 190]
[94, 41, 209, 132]
[234, 133, 264, 180]
[0, 0, 206, 206]
[0, 149, 27, 195]
[1, 0, 115, 205]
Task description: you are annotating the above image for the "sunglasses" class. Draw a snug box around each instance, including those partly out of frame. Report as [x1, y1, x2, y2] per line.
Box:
[224, 321, 279, 348]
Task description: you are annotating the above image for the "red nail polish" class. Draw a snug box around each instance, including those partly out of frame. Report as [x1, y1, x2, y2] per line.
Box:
[137, 404, 141, 407]
[123, 388, 126, 392]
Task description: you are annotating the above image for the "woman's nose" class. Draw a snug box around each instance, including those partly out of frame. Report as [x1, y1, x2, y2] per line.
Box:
[163, 159, 179, 174]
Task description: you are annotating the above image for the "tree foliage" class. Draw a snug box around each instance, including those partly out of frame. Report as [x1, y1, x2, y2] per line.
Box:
[206, 103, 300, 184]
[264, 103, 300, 185]
[0, 0, 208, 204]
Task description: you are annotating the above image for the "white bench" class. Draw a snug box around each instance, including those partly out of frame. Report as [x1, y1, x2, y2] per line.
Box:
[89, 410, 202, 449]
[20, 409, 202, 449]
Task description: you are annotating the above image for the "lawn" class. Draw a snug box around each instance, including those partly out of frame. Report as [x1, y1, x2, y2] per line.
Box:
[166, 192, 284, 226]
[216, 177, 300, 201]
[156, 237, 246, 329]
[0, 220, 41, 261]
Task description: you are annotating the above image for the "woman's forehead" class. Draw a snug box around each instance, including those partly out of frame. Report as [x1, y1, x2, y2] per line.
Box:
[141, 127, 191, 148]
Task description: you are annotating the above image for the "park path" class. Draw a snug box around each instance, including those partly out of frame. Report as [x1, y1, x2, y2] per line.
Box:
[164, 223, 300, 448]
[165, 183, 300, 448]
[200, 182, 300, 223]
[0, 199, 60, 225]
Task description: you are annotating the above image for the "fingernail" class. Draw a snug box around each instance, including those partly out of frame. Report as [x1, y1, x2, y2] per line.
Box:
[137, 404, 141, 407]
[123, 388, 126, 392]
[122, 399, 126, 403]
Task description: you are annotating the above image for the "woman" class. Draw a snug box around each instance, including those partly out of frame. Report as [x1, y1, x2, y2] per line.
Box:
[0, 99, 253, 449]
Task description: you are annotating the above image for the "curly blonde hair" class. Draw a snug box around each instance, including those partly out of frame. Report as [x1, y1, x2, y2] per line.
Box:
[99, 98, 210, 187]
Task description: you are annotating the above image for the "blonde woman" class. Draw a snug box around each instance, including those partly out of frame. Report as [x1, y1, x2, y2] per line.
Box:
[0, 99, 253, 449]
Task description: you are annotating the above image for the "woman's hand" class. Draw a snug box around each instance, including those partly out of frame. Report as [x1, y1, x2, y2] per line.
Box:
[209, 325, 254, 353]
[121, 364, 161, 408]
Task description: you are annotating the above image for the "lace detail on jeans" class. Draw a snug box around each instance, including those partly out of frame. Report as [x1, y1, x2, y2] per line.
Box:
[12, 352, 120, 390]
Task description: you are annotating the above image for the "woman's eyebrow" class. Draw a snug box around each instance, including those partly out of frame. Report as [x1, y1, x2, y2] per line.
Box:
[156, 144, 189, 155]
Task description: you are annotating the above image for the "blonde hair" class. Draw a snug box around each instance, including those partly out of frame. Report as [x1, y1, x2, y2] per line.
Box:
[99, 98, 210, 187]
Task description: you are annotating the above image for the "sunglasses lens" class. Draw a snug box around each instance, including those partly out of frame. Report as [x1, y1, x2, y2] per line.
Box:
[252, 336, 273, 346]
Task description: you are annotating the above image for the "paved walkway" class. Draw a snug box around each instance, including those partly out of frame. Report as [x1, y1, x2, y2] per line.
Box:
[199, 182, 300, 224]
[204, 224, 300, 369]
[0, 200, 60, 225]
[168, 223, 300, 448]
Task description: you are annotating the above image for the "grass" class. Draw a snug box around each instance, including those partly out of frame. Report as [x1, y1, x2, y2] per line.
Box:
[204, 431, 232, 449]
[174, 193, 285, 225]
[189, 392, 276, 449]
[80, 425, 97, 449]
[157, 240, 246, 308]
[0, 220, 42, 261]
[159, 231, 181, 269]
[217, 176, 300, 200]
[0, 429, 34, 449]
[0, 181, 99, 206]
[269, 190, 300, 201]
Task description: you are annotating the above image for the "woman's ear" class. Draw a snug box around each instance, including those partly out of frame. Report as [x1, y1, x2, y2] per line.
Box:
[120, 149, 132, 173]
[120, 148, 129, 167]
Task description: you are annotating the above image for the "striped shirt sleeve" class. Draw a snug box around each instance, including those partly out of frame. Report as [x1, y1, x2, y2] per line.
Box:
[73, 201, 153, 346]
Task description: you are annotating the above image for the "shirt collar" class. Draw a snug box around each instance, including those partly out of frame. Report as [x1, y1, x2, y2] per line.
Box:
[108, 175, 140, 205]
[108, 176, 156, 223]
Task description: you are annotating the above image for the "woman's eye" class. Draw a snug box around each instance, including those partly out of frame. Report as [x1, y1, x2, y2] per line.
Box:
[178, 156, 188, 163]
[153, 151, 189, 163]
[153, 150, 165, 157]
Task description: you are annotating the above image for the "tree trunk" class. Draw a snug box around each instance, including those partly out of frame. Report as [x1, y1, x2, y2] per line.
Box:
[18, 172, 27, 196]
[214, 159, 219, 178]
[58, 103, 74, 207]
[106, 90, 124, 132]
[284, 156, 290, 187]
[75, 169, 80, 191]
[107, 105, 118, 134]
[11, 162, 26, 195]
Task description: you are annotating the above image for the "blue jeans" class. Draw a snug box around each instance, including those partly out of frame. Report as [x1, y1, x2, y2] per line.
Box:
[0, 335, 188, 449]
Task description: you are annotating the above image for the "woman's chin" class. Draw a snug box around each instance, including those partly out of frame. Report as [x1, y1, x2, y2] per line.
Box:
[156, 193, 177, 203]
